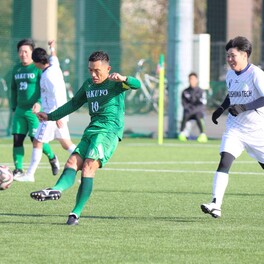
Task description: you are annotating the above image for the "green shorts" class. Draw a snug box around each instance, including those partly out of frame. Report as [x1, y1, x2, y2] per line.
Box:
[12, 107, 39, 137]
[74, 130, 119, 167]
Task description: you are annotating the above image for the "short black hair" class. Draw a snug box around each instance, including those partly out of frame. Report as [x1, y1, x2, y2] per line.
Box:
[17, 39, 35, 52]
[88, 51, 110, 63]
[225, 36, 252, 58]
[32, 48, 49, 64]
[189, 72, 198, 78]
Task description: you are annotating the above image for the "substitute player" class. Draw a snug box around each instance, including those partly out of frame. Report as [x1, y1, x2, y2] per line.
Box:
[11, 39, 59, 178]
[201, 36, 264, 218]
[30, 51, 141, 225]
[178, 72, 208, 143]
[14, 40, 76, 182]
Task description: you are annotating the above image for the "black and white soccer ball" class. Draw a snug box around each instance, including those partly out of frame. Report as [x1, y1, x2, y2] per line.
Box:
[0, 165, 13, 190]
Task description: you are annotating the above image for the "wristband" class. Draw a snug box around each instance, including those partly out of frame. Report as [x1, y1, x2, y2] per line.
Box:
[50, 47, 55, 52]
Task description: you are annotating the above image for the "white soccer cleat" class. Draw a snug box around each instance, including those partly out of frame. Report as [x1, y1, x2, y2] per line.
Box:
[201, 202, 221, 218]
[14, 172, 35, 182]
[13, 169, 24, 178]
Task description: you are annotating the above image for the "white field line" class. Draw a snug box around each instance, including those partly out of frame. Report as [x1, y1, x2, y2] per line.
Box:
[2, 160, 262, 176]
[0, 142, 219, 148]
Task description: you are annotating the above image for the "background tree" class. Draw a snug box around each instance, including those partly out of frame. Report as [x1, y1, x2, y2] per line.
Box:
[121, 0, 168, 74]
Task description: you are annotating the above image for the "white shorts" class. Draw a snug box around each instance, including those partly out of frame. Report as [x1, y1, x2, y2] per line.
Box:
[220, 127, 264, 163]
[34, 121, 71, 143]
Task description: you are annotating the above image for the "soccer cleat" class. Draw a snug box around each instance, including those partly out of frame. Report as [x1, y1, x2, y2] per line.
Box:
[201, 202, 221, 218]
[197, 133, 208, 143]
[30, 188, 61, 201]
[178, 132, 187, 142]
[14, 172, 35, 182]
[49, 155, 60, 175]
[66, 213, 79, 226]
[13, 169, 24, 178]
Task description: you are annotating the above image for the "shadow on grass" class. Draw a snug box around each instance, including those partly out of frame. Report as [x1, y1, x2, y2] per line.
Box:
[84, 215, 200, 223]
[0, 212, 203, 224]
[95, 189, 264, 197]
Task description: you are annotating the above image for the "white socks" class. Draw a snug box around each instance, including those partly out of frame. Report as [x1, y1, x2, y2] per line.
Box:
[27, 148, 43, 176]
[27, 144, 76, 178]
[212, 171, 229, 207]
[67, 144, 76, 154]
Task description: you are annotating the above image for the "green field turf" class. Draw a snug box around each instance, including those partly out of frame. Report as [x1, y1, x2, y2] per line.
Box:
[0, 137, 264, 263]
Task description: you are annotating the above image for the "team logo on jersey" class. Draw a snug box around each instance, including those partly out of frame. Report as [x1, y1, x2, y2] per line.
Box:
[228, 79, 233, 88]
[86, 89, 108, 98]
[229, 82, 252, 98]
[14, 73, 36, 80]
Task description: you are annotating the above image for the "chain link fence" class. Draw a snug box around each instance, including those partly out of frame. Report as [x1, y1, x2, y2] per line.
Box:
[0, 0, 228, 137]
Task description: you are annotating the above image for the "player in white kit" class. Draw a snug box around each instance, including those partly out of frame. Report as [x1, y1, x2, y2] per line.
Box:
[201, 36, 264, 218]
[15, 41, 76, 182]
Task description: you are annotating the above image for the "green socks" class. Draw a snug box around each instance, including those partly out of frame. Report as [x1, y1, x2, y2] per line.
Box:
[42, 143, 55, 160]
[72, 177, 93, 218]
[13, 143, 55, 169]
[13, 146, 24, 170]
[53, 168, 77, 192]
[52, 168, 94, 218]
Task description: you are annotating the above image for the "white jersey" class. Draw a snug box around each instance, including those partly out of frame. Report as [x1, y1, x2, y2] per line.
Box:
[225, 64, 264, 132]
[40, 56, 68, 121]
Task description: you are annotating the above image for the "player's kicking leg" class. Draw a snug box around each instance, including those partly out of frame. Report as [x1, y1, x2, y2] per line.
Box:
[30, 188, 61, 201]
[30, 168, 76, 201]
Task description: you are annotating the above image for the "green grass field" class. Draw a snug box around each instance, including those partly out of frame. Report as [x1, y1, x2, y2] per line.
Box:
[1, 137, 264, 264]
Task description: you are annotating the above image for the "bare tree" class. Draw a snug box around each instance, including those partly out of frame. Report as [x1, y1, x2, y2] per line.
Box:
[194, 0, 207, 34]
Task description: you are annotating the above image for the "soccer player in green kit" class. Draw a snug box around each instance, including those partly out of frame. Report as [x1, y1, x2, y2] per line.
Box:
[30, 51, 141, 225]
[11, 39, 59, 178]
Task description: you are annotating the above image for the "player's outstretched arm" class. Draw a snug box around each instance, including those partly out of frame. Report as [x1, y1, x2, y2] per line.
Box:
[48, 40, 56, 56]
[108, 73, 141, 90]
[36, 112, 48, 122]
[108, 73, 126, 82]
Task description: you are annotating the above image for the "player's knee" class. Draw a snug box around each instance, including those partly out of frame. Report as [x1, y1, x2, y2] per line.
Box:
[65, 154, 81, 171]
[13, 134, 26, 147]
[217, 152, 235, 173]
[82, 159, 99, 177]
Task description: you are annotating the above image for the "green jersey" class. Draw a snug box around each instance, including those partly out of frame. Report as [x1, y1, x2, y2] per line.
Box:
[48, 76, 141, 140]
[11, 62, 42, 110]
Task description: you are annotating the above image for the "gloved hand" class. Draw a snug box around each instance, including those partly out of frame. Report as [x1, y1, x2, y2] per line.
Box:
[228, 104, 246, 116]
[212, 107, 224, 124]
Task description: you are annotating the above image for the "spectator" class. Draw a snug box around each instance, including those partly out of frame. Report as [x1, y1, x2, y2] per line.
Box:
[178, 72, 208, 142]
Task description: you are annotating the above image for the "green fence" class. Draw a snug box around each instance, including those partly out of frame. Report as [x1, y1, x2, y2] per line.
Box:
[0, 0, 229, 137]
